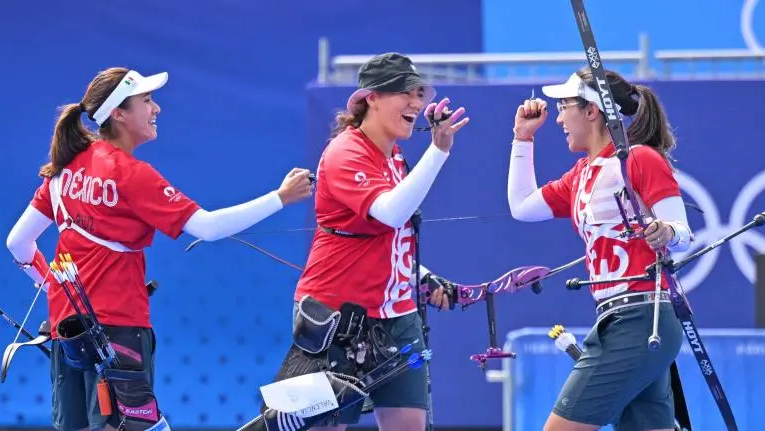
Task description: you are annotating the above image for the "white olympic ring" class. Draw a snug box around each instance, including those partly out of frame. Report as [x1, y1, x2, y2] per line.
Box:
[671, 169, 765, 293]
[742, 0, 764, 52]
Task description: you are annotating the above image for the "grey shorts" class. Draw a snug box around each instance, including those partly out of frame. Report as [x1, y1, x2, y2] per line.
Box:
[553, 300, 683, 430]
[51, 326, 156, 431]
[291, 303, 428, 426]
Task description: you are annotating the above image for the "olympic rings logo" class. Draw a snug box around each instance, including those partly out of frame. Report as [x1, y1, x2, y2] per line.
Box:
[742, 0, 764, 52]
[672, 169, 765, 293]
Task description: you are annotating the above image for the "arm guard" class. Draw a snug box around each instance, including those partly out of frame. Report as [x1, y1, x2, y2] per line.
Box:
[14, 249, 51, 292]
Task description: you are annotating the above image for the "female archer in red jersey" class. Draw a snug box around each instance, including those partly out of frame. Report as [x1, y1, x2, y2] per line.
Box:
[292, 53, 469, 431]
[6, 67, 313, 431]
[507, 67, 692, 431]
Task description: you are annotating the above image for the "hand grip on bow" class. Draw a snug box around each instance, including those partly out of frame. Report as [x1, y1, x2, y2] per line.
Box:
[642, 220, 676, 251]
[420, 273, 456, 311]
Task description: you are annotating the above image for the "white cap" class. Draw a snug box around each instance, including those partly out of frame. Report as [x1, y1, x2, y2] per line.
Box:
[541, 72, 620, 113]
[92, 70, 168, 126]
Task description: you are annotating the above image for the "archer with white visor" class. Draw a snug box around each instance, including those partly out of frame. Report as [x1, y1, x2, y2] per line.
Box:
[6, 67, 313, 431]
[506, 67, 692, 431]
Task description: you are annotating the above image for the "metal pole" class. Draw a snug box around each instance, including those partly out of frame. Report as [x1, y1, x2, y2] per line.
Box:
[317, 37, 329, 84]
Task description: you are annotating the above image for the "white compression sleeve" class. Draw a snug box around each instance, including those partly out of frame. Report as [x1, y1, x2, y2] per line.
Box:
[183, 191, 284, 241]
[507, 140, 554, 221]
[409, 263, 432, 286]
[650, 196, 693, 253]
[7, 205, 52, 263]
[368, 144, 449, 228]
[6, 205, 53, 290]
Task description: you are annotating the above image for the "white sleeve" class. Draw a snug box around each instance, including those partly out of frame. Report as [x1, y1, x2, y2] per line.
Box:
[409, 263, 432, 286]
[183, 191, 284, 241]
[507, 140, 554, 221]
[6, 205, 53, 290]
[368, 144, 449, 228]
[651, 196, 693, 253]
[7, 205, 52, 263]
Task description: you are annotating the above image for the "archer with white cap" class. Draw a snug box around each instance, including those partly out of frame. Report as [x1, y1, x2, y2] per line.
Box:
[506, 66, 693, 431]
[6, 67, 313, 431]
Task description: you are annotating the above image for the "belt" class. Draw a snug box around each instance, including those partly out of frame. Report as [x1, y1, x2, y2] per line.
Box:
[596, 291, 670, 319]
[319, 226, 372, 238]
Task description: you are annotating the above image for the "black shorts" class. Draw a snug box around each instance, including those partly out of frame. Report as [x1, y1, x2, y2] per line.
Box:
[552, 301, 683, 429]
[51, 325, 156, 431]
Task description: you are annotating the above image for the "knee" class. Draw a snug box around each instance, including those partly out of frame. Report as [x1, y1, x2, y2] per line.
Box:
[543, 415, 559, 431]
[375, 407, 425, 431]
[543, 412, 600, 431]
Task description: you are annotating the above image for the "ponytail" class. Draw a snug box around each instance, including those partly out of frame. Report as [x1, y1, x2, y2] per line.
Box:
[625, 84, 677, 166]
[39, 103, 96, 178]
[329, 102, 368, 140]
[576, 66, 677, 167]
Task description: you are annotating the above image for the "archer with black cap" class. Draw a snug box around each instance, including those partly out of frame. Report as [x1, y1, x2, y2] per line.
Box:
[290, 52, 469, 431]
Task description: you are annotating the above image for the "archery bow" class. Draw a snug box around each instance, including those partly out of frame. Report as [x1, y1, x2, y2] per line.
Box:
[0, 264, 54, 383]
[566, 1, 740, 429]
[1, 318, 51, 383]
[1, 306, 51, 384]
[438, 255, 585, 368]
[184, 234, 586, 369]
[185, 236, 305, 271]
[0, 306, 49, 357]
[1, 277, 159, 384]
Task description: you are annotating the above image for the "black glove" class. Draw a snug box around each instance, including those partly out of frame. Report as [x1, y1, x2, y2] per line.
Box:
[421, 273, 457, 310]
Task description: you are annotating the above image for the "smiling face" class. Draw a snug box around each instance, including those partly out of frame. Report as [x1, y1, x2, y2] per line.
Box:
[555, 97, 602, 153]
[111, 92, 161, 146]
[367, 87, 425, 141]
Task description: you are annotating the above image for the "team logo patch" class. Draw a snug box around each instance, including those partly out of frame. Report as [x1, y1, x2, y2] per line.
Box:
[354, 172, 369, 187]
[163, 186, 182, 203]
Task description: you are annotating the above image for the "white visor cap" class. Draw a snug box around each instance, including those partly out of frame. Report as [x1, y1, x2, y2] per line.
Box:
[92, 70, 168, 126]
[541, 72, 620, 114]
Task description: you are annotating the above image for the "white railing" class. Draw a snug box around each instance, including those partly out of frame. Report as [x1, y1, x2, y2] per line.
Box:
[654, 48, 765, 79]
[316, 34, 765, 84]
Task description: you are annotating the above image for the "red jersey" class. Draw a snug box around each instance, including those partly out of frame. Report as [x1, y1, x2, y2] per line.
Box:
[295, 127, 417, 319]
[541, 143, 679, 301]
[31, 140, 200, 337]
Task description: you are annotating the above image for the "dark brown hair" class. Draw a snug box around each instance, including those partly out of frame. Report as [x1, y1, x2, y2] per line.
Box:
[39, 67, 132, 177]
[329, 101, 369, 140]
[576, 67, 677, 165]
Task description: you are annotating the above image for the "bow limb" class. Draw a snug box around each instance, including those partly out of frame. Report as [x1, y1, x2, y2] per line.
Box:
[185, 236, 305, 272]
[8, 265, 51, 350]
[0, 307, 40, 344]
[1, 292, 52, 383]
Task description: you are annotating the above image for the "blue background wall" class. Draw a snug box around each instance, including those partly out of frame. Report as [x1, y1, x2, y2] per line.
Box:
[2, 0, 765, 428]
